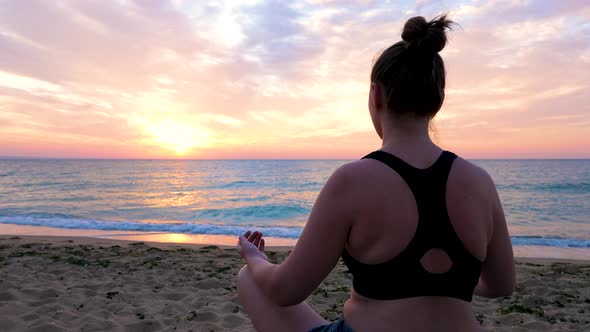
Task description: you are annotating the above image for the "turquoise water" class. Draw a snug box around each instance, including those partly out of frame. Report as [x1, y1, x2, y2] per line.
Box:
[0, 159, 588, 248]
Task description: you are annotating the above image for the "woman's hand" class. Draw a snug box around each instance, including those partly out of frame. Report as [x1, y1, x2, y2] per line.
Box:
[237, 230, 268, 262]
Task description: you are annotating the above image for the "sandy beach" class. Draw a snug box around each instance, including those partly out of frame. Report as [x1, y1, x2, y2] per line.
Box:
[0, 235, 588, 332]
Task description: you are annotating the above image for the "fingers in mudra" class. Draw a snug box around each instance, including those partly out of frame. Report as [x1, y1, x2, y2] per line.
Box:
[247, 231, 258, 243]
[258, 238, 265, 252]
[243, 230, 265, 251]
[253, 232, 263, 247]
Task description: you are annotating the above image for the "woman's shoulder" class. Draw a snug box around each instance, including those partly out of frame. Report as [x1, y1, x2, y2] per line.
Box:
[449, 155, 497, 196]
[328, 158, 411, 198]
[322, 159, 387, 196]
[324, 160, 370, 188]
[331, 158, 388, 182]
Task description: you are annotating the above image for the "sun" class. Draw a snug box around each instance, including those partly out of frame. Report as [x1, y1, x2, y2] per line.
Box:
[146, 120, 210, 156]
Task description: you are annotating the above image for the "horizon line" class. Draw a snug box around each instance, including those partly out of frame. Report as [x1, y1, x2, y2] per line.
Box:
[2, 156, 589, 161]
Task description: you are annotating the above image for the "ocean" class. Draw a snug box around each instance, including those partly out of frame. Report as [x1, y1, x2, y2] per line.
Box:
[0, 159, 589, 249]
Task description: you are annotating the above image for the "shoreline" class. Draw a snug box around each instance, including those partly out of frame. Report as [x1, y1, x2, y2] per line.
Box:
[1, 223, 589, 261]
[0, 234, 296, 253]
[0, 223, 298, 247]
[0, 234, 589, 264]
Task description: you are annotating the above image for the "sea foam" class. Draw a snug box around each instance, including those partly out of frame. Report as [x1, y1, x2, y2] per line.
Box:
[1, 214, 589, 248]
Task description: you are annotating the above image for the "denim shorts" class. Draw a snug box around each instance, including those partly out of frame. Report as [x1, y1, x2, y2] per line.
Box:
[308, 315, 354, 332]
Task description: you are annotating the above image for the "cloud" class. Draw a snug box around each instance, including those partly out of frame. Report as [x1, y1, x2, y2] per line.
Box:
[0, 0, 588, 158]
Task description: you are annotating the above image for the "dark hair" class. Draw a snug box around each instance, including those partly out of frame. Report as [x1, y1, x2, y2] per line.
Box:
[370, 14, 456, 118]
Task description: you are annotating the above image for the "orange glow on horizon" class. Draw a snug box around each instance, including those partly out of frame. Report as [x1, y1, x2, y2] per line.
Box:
[143, 119, 212, 156]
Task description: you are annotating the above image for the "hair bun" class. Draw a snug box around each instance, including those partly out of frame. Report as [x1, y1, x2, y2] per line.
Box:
[401, 14, 454, 54]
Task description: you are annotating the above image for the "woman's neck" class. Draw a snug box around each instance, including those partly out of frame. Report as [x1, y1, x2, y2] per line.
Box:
[380, 115, 434, 150]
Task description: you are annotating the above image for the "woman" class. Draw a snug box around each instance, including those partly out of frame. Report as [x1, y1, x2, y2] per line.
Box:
[236, 14, 515, 332]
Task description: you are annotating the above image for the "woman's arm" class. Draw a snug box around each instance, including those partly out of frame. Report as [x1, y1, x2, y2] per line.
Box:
[474, 176, 515, 298]
[240, 163, 357, 306]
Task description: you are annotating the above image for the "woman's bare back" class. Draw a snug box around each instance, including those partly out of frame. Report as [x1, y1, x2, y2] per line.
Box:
[340, 146, 504, 331]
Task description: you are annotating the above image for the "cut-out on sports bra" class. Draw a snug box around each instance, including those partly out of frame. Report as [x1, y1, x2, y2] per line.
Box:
[341, 150, 482, 302]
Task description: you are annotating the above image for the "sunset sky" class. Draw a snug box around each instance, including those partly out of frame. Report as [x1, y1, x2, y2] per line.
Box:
[0, 0, 589, 159]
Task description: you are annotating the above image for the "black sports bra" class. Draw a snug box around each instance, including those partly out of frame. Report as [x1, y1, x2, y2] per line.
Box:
[341, 150, 482, 302]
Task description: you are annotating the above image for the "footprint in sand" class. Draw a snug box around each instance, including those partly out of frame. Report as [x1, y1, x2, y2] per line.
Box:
[0, 291, 16, 301]
[220, 313, 246, 329]
[161, 292, 187, 301]
[192, 309, 219, 322]
[124, 320, 163, 332]
[195, 279, 223, 289]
